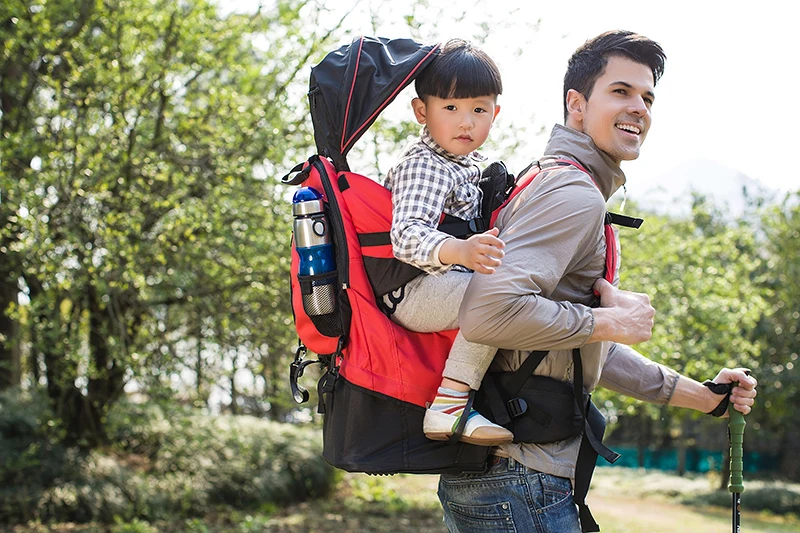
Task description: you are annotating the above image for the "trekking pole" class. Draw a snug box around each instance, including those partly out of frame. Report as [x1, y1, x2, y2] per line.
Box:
[728, 396, 746, 533]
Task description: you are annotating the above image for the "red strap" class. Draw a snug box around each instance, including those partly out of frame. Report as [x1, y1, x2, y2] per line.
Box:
[603, 222, 617, 285]
[499, 158, 617, 297]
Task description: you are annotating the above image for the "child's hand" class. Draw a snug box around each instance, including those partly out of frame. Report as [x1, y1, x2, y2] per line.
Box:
[440, 227, 505, 274]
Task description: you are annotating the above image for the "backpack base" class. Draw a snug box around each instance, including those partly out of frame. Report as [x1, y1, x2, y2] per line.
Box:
[319, 370, 491, 475]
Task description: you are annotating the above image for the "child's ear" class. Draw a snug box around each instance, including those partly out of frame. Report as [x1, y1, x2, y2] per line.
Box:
[411, 97, 427, 124]
[492, 104, 501, 122]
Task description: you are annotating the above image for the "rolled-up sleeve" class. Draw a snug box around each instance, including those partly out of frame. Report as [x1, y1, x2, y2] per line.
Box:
[598, 343, 680, 404]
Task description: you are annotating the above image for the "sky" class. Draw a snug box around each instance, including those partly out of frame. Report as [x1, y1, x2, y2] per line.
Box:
[236, 0, 799, 207]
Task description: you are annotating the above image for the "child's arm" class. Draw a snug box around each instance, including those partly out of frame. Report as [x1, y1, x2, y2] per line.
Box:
[438, 227, 505, 274]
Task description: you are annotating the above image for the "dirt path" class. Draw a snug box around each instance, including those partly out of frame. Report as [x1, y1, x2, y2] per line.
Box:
[264, 473, 797, 533]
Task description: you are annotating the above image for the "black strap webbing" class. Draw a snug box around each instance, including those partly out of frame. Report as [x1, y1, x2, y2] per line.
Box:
[437, 217, 487, 238]
[608, 212, 644, 229]
[481, 350, 548, 426]
[358, 232, 391, 247]
[448, 390, 477, 445]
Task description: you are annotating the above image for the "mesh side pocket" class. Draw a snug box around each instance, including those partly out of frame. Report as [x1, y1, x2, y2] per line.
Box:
[298, 271, 343, 338]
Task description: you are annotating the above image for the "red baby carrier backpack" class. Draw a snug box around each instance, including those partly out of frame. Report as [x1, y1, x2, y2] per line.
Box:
[284, 38, 640, 518]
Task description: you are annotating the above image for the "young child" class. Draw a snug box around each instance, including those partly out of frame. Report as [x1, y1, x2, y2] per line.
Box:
[383, 39, 512, 446]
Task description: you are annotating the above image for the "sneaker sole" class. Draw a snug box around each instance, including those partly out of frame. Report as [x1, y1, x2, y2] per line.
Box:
[424, 432, 514, 446]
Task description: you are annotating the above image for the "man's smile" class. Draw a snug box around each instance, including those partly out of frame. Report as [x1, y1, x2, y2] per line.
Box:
[615, 123, 642, 135]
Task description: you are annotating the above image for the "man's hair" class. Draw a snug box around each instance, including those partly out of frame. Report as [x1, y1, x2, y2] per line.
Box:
[563, 30, 666, 122]
[415, 38, 503, 101]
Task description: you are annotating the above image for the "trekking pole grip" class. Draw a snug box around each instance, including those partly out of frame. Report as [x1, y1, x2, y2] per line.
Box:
[728, 397, 746, 493]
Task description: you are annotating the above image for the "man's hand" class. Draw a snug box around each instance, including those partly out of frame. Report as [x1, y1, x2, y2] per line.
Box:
[709, 368, 758, 415]
[439, 227, 505, 274]
[588, 278, 655, 344]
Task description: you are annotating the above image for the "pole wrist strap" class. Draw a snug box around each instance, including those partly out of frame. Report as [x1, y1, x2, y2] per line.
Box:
[703, 380, 733, 417]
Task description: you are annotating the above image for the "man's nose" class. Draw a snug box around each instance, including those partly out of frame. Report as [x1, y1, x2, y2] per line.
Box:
[629, 96, 648, 116]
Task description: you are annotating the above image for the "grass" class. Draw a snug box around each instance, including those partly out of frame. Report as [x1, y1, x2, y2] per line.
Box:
[4, 468, 799, 532]
[590, 467, 800, 533]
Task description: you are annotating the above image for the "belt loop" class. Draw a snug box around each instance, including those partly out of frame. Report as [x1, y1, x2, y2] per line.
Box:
[507, 457, 516, 471]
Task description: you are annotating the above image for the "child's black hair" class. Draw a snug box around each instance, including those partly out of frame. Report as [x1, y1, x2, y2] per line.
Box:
[415, 39, 503, 101]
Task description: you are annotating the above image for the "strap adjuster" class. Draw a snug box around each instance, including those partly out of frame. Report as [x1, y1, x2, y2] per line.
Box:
[506, 397, 528, 418]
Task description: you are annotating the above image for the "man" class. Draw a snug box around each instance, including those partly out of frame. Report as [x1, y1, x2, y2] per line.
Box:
[438, 30, 758, 533]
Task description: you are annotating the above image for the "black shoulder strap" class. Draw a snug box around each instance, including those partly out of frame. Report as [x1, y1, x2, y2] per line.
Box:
[572, 347, 621, 533]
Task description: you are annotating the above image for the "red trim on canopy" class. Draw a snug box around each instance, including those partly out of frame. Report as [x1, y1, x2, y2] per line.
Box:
[340, 44, 440, 153]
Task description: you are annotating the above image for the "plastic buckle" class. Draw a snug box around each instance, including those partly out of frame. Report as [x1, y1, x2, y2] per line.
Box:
[468, 218, 487, 234]
[506, 397, 528, 418]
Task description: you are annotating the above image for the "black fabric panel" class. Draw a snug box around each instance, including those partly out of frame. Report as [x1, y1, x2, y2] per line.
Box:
[474, 374, 584, 444]
[320, 373, 490, 475]
[358, 232, 391, 247]
[362, 256, 425, 298]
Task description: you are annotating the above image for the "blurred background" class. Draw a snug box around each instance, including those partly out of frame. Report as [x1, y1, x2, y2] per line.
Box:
[1, 0, 797, 531]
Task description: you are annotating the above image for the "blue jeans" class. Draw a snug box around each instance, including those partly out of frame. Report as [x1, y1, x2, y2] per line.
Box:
[437, 457, 582, 533]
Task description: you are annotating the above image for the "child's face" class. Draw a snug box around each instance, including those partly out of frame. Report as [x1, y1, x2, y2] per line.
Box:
[412, 95, 500, 156]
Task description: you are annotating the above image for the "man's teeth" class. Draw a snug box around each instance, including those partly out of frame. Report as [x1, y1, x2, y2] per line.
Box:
[617, 124, 641, 134]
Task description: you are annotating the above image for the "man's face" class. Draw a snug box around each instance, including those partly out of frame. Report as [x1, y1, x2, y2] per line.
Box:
[566, 56, 655, 164]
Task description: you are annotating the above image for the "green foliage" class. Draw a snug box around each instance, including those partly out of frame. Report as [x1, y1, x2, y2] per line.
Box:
[0, 0, 354, 444]
[110, 517, 159, 533]
[0, 392, 334, 525]
[754, 191, 800, 475]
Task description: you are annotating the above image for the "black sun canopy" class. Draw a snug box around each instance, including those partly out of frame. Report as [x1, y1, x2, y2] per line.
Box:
[308, 36, 440, 172]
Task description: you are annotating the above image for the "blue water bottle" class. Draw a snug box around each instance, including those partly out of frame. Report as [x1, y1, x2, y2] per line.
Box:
[293, 187, 337, 316]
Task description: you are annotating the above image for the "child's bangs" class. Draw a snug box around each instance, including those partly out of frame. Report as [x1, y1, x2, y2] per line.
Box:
[429, 58, 502, 100]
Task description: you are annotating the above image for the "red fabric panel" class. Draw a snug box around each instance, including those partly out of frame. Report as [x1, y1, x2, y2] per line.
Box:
[291, 158, 456, 407]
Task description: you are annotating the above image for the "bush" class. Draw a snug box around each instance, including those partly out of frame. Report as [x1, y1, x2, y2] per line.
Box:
[686, 484, 800, 516]
[0, 391, 335, 525]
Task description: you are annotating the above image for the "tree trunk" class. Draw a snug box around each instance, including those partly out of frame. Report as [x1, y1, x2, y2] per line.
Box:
[637, 409, 650, 468]
[0, 275, 19, 390]
[195, 324, 207, 407]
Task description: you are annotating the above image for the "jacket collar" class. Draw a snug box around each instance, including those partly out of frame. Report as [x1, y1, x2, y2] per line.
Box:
[543, 124, 626, 201]
[420, 127, 486, 166]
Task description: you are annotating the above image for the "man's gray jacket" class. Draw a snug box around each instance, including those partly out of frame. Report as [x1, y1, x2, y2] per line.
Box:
[459, 124, 680, 479]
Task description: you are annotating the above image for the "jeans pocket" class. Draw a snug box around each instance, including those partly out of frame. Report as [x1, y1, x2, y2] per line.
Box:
[445, 501, 516, 533]
[539, 473, 574, 509]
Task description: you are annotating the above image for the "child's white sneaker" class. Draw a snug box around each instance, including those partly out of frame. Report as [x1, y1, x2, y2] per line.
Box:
[423, 408, 514, 446]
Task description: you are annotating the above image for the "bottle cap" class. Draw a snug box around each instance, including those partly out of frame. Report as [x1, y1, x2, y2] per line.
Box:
[292, 187, 325, 216]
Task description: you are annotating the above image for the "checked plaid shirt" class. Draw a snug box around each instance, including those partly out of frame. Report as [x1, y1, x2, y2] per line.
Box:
[384, 128, 485, 275]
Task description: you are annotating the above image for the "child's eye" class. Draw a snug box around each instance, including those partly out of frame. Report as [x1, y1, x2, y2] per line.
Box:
[445, 105, 457, 111]
[474, 107, 487, 114]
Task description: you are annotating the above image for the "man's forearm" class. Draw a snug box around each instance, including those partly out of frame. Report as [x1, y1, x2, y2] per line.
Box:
[667, 375, 719, 413]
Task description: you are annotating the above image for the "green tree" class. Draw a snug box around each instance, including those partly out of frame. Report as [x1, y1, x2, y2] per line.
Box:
[0, 0, 345, 445]
[757, 190, 800, 478]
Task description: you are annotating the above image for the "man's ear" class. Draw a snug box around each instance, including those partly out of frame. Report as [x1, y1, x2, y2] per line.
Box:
[411, 97, 427, 125]
[565, 89, 586, 128]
